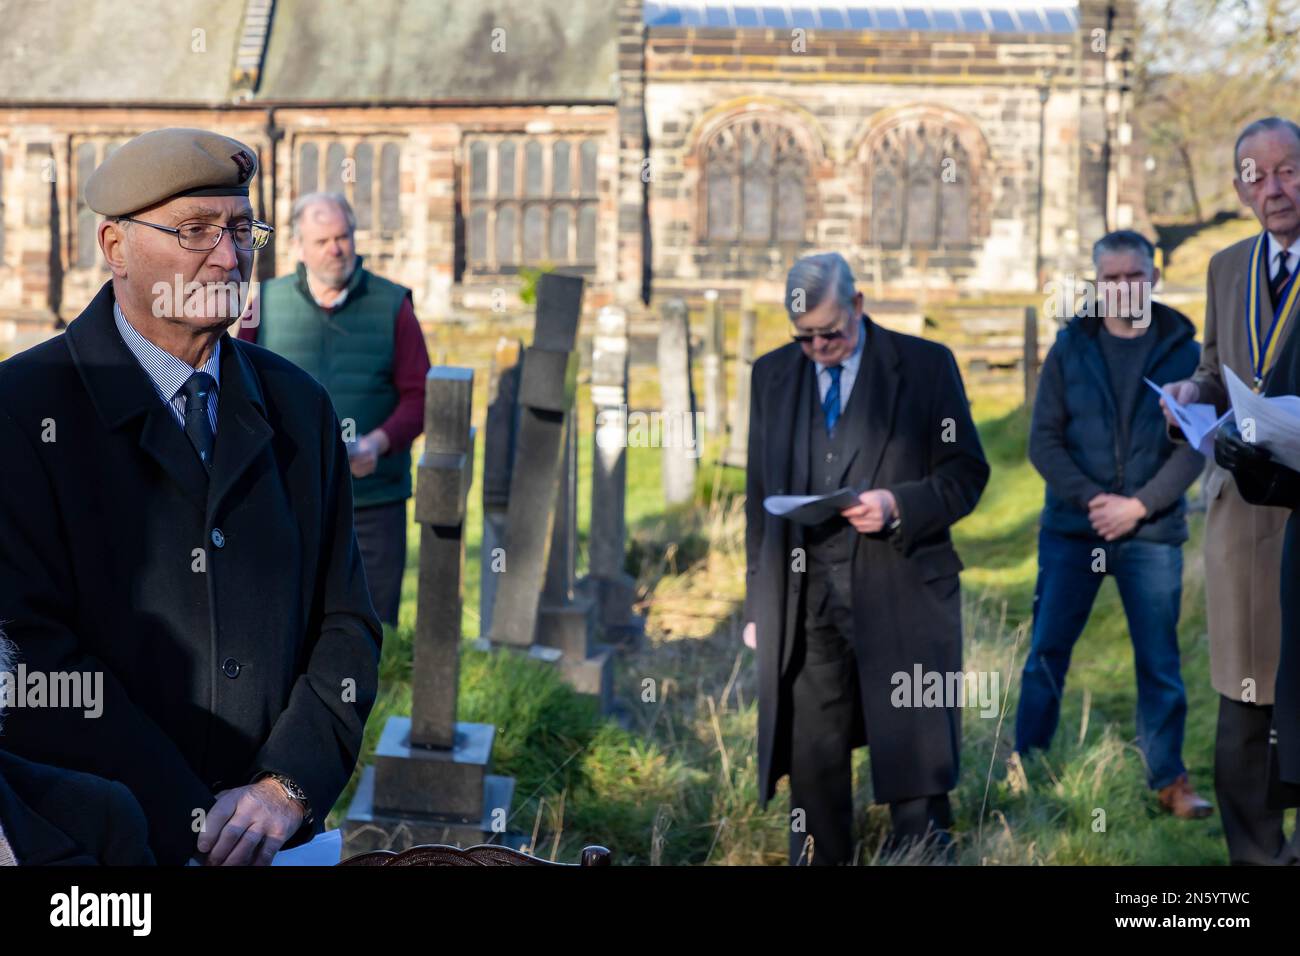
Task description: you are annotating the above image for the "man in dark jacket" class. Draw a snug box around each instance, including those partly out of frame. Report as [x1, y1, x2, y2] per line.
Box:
[744, 252, 989, 865]
[0, 634, 154, 866]
[1018, 229, 1211, 817]
[0, 128, 382, 866]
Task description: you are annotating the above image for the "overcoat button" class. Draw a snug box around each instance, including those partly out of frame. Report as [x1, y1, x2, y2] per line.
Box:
[222, 657, 241, 678]
[211, 528, 226, 548]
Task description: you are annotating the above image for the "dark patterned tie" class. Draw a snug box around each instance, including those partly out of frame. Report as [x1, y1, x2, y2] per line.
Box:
[181, 371, 216, 471]
[822, 364, 842, 433]
[1270, 250, 1292, 310]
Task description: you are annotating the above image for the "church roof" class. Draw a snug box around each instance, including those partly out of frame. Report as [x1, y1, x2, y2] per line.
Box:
[643, 1, 1080, 33]
[0, 0, 246, 103]
[0, 0, 620, 105]
[257, 0, 620, 103]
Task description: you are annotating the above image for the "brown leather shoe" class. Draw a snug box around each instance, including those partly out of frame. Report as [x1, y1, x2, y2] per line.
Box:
[1157, 774, 1214, 819]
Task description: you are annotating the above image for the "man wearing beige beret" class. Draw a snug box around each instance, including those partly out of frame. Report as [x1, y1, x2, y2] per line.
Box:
[0, 128, 382, 866]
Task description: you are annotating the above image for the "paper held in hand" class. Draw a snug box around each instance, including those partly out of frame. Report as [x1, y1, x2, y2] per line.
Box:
[763, 487, 861, 526]
[1222, 364, 1300, 472]
[1145, 378, 1230, 457]
[184, 828, 343, 867]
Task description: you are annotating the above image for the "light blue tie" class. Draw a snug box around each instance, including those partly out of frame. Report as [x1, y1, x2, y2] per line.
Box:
[822, 364, 842, 433]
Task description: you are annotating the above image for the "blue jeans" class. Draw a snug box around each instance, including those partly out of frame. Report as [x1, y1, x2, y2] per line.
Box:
[1015, 527, 1188, 790]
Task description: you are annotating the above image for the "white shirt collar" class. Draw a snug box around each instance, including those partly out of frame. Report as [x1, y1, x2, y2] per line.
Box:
[1266, 232, 1300, 267]
[113, 300, 221, 405]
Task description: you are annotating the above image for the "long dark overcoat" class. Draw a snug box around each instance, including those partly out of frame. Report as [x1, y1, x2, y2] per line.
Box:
[1228, 313, 1300, 805]
[745, 316, 989, 806]
[0, 281, 382, 865]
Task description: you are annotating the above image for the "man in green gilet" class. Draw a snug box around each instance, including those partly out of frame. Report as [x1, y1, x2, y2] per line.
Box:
[240, 193, 430, 628]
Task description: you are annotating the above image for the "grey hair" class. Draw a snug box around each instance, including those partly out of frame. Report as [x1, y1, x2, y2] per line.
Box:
[0, 630, 14, 731]
[785, 252, 857, 318]
[290, 192, 356, 238]
[1092, 229, 1156, 270]
[1234, 117, 1300, 175]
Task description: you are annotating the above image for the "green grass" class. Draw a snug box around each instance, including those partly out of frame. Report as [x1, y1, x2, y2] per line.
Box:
[326, 288, 1283, 865]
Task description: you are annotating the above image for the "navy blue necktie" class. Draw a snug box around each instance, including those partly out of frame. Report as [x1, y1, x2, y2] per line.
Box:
[1271, 251, 1292, 310]
[181, 371, 216, 471]
[822, 364, 842, 433]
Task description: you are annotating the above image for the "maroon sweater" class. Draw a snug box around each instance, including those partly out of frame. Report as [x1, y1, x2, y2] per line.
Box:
[238, 295, 431, 452]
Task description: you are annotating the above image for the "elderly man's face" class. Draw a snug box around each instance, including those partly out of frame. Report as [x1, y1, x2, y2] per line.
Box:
[115, 195, 253, 328]
[295, 201, 356, 290]
[791, 291, 862, 365]
[1095, 249, 1157, 321]
[1235, 129, 1300, 241]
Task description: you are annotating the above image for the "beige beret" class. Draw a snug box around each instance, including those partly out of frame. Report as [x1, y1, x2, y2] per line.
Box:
[84, 127, 258, 217]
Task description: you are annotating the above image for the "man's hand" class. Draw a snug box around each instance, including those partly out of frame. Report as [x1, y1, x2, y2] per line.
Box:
[348, 428, 391, 478]
[196, 778, 305, 866]
[1214, 419, 1271, 474]
[742, 621, 756, 650]
[841, 489, 896, 534]
[1159, 380, 1199, 430]
[1087, 493, 1147, 541]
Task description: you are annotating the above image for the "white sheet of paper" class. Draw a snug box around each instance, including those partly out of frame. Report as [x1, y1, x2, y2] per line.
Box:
[763, 494, 828, 516]
[763, 487, 863, 526]
[271, 829, 342, 866]
[1222, 364, 1300, 472]
[1144, 378, 1230, 457]
[184, 828, 343, 867]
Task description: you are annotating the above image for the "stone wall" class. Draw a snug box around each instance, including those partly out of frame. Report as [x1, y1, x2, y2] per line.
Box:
[641, 0, 1144, 306]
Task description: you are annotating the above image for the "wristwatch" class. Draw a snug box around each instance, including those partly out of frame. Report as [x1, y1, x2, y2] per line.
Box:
[258, 772, 314, 827]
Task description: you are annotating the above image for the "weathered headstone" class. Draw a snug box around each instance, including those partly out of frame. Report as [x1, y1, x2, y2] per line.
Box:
[702, 289, 727, 438]
[580, 305, 644, 646]
[343, 367, 515, 853]
[480, 337, 524, 638]
[488, 274, 584, 648]
[658, 297, 698, 505]
[537, 408, 613, 709]
[724, 303, 757, 468]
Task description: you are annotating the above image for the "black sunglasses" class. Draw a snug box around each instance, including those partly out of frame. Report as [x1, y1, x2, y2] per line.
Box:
[791, 308, 855, 344]
[790, 327, 847, 344]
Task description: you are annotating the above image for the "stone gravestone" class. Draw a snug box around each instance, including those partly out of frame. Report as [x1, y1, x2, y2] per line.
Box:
[578, 305, 644, 647]
[658, 297, 698, 505]
[343, 367, 516, 853]
[536, 407, 613, 710]
[488, 273, 583, 650]
[479, 337, 524, 638]
[723, 303, 757, 468]
[702, 289, 727, 438]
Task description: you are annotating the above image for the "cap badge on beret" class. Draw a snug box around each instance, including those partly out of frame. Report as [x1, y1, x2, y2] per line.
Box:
[232, 150, 254, 184]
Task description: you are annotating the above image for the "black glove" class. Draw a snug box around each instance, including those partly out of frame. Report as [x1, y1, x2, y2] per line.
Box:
[1214, 420, 1272, 475]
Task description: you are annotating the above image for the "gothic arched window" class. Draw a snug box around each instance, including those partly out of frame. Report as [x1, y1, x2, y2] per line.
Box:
[868, 122, 975, 249]
[703, 117, 809, 244]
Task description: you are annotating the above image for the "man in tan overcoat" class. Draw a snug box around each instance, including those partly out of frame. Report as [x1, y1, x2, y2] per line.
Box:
[1163, 116, 1300, 864]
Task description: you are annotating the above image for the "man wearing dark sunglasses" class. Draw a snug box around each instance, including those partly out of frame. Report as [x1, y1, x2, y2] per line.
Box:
[744, 252, 989, 864]
[0, 128, 381, 867]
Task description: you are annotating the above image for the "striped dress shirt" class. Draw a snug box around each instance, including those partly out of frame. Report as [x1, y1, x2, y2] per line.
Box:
[0, 817, 16, 865]
[113, 302, 220, 435]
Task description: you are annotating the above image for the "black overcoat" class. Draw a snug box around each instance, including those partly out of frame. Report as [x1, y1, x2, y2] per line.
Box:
[744, 317, 990, 806]
[1226, 317, 1300, 805]
[0, 282, 382, 864]
[0, 749, 154, 865]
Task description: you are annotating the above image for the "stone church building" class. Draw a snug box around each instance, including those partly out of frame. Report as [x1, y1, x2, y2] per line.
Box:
[0, 0, 1144, 333]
